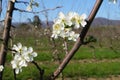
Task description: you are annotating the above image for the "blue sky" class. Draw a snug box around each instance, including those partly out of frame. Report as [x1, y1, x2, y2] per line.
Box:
[1, 0, 120, 22]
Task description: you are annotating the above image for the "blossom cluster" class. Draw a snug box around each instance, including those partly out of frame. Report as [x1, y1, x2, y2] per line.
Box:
[51, 12, 87, 41]
[11, 43, 37, 74]
[109, 0, 117, 4]
[0, 65, 4, 72]
[26, 0, 39, 11]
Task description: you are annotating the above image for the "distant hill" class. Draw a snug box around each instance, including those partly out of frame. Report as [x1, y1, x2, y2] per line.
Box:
[1, 17, 120, 30]
[45, 17, 120, 28]
[42, 17, 120, 27]
[41, 21, 53, 28]
[91, 17, 120, 27]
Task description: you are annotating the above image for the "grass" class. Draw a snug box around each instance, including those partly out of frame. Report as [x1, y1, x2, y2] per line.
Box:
[63, 62, 120, 78]
[4, 45, 120, 79]
[3, 64, 39, 80]
[3, 61, 120, 79]
[73, 46, 120, 60]
[4, 38, 120, 79]
[35, 52, 53, 61]
[1, 26, 120, 79]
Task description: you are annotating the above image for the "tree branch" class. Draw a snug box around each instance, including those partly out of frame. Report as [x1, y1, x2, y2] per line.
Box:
[16, 1, 29, 5]
[0, 1, 15, 79]
[50, 0, 103, 79]
[14, 6, 63, 14]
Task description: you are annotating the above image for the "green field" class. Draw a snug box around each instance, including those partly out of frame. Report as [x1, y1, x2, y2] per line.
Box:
[1, 25, 120, 79]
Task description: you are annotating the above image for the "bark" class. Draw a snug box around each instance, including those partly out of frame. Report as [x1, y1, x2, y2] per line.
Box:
[0, 1, 15, 79]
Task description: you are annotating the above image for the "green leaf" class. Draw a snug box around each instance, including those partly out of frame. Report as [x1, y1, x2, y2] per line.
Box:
[85, 35, 97, 43]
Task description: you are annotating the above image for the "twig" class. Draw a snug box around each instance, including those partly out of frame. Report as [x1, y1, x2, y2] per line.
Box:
[41, 0, 49, 26]
[13, 69, 17, 80]
[32, 61, 44, 80]
[14, 6, 63, 14]
[7, 48, 17, 53]
[50, 0, 103, 79]
[63, 39, 69, 55]
[16, 1, 38, 6]
[16, 1, 29, 5]
[51, 38, 65, 80]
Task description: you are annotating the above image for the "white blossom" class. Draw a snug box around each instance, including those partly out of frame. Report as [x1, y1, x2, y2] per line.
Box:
[58, 12, 72, 26]
[68, 31, 79, 41]
[51, 31, 59, 39]
[11, 43, 37, 74]
[15, 68, 22, 74]
[26, 5, 32, 11]
[51, 23, 64, 38]
[12, 43, 27, 55]
[58, 12, 66, 21]
[12, 43, 22, 53]
[68, 12, 80, 29]
[0, 65, 4, 72]
[60, 28, 71, 38]
[10, 0, 15, 3]
[11, 54, 27, 74]
[79, 14, 87, 27]
[11, 59, 22, 74]
[51, 12, 87, 41]
[53, 23, 64, 33]
[24, 47, 37, 62]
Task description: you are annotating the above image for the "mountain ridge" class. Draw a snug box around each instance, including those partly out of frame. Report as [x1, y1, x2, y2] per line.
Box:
[0, 17, 120, 30]
[91, 17, 120, 26]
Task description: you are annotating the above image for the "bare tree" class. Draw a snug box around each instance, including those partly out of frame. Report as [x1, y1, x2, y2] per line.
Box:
[33, 15, 41, 28]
